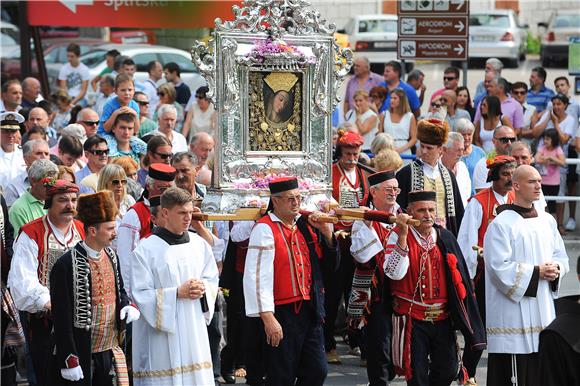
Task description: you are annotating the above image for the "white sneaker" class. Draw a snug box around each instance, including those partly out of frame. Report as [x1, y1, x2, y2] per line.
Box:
[565, 218, 576, 231]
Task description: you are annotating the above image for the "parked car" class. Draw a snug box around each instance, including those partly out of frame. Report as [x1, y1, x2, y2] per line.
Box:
[342, 14, 400, 73]
[62, 43, 206, 105]
[469, 10, 527, 68]
[539, 10, 580, 67]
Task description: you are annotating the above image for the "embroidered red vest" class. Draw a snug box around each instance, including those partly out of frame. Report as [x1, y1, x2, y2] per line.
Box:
[131, 201, 152, 239]
[390, 232, 447, 305]
[21, 216, 85, 288]
[332, 163, 369, 231]
[257, 215, 322, 306]
[472, 188, 515, 248]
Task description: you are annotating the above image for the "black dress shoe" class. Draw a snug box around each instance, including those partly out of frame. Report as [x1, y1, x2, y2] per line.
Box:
[221, 373, 236, 384]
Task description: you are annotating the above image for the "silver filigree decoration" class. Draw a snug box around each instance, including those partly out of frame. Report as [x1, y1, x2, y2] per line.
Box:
[312, 43, 329, 115]
[222, 38, 240, 111]
[191, 41, 216, 103]
[333, 43, 353, 109]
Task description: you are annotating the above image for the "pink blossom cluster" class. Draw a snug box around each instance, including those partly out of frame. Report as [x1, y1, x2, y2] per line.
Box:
[249, 38, 308, 63]
[233, 173, 321, 191]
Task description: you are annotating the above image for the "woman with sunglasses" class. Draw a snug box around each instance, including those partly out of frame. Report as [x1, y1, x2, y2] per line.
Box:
[455, 86, 475, 121]
[137, 135, 173, 187]
[97, 164, 136, 251]
[473, 96, 512, 154]
[153, 83, 184, 133]
[112, 156, 143, 201]
[182, 86, 217, 142]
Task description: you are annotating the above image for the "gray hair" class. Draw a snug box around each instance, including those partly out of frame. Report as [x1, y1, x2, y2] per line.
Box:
[22, 139, 49, 156]
[171, 151, 199, 167]
[445, 132, 464, 148]
[28, 159, 58, 181]
[497, 77, 509, 93]
[76, 107, 98, 122]
[190, 131, 213, 147]
[406, 69, 425, 83]
[370, 133, 395, 155]
[157, 104, 177, 119]
[355, 56, 370, 67]
[486, 58, 503, 73]
[455, 118, 475, 134]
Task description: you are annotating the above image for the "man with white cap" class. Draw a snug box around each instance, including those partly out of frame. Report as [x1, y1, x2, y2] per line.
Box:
[0, 112, 26, 188]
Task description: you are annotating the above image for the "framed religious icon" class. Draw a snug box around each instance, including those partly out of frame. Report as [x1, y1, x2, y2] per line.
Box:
[248, 71, 303, 152]
[192, 0, 352, 213]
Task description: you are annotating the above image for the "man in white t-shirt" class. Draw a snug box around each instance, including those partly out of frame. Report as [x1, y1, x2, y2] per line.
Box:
[153, 104, 188, 152]
[57, 43, 90, 106]
[142, 60, 164, 117]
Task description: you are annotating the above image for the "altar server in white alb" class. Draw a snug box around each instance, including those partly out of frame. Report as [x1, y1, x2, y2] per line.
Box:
[483, 165, 569, 386]
[130, 187, 219, 386]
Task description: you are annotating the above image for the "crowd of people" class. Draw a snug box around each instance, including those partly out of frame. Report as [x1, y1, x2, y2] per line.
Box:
[0, 43, 578, 386]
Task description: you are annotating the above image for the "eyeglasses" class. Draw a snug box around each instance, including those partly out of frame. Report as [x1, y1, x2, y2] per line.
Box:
[443, 76, 457, 81]
[497, 137, 516, 144]
[87, 149, 109, 156]
[277, 194, 303, 204]
[380, 187, 401, 194]
[111, 179, 128, 186]
[154, 151, 173, 160]
[195, 95, 205, 99]
[136, 100, 149, 106]
[431, 102, 442, 108]
[512, 90, 526, 95]
[157, 92, 166, 97]
[82, 120, 99, 126]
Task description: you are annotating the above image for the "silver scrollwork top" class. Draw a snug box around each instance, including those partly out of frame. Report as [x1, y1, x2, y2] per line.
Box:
[191, 41, 216, 103]
[215, 0, 336, 37]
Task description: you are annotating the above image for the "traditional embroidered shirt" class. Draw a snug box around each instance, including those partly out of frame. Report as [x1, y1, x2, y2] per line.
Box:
[332, 163, 369, 231]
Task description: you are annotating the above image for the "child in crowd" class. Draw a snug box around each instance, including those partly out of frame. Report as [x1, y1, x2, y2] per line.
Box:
[535, 128, 565, 214]
[51, 90, 73, 134]
[98, 74, 140, 135]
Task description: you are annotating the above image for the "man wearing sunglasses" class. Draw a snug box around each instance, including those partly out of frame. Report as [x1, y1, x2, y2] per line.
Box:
[472, 125, 517, 192]
[430, 66, 460, 103]
[76, 108, 100, 138]
[75, 135, 109, 194]
[512, 82, 538, 143]
[133, 92, 157, 138]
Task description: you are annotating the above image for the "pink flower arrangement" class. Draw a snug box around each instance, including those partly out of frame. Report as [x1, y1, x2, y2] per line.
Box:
[248, 38, 314, 65]
[233, 172, 321, 191]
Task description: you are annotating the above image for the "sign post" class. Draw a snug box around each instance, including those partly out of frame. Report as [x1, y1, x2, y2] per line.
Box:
[397, 0, 470, 65]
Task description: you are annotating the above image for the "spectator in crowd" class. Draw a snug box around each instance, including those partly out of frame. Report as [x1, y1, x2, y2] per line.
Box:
[0, 112, 26, 188]
[57, 165, 76, 183]
[59, 123, 87, 145]
[344, 90, 379, 153]
[138, 134, 173, 186]
[153, 104, 188, 152]
[527, 66, 556, 113]
[57, 43, 90, 106]
[76, 107, 100, 138]
[456, 118, 486, 194]
[21, 77, 42, 108]
[190, 132, 214, 185]
[122, 57, 146, 91]
[474, 96, 511, 153]
[55, 134, 84, 171]
[370, 132, 395, 156]
[430, 66, 460, 102]
[536, 128, 566, 215]
[406, 69, 426, 108]
[90, 48, 120, 91]
[51, 89, 73, 134]
[8, 159, 58, 234]
[474, 57, 503, 98]
[473, 71, 496, 110]
[93, 74, 115, 117]
[105, 112, 146, 164]
[99, 74, 140, 135]
[154, 82, 185, 132]
[163, 62, 191, 107]
[25, 107, 58, 146]
[1, 79, 23, 112]
[343, 56, 383, 115]
[379, 61, 421, 117]
[441, 132, 471, 207]
[182, 86, 216, 142]
[381, 89, 416, 157]
[171, 151, 206, 199]
[75, 134, 108, 192]
[472, 125, 516, 191]
[510, 140, 548, 212]
[142, 60, 163, 116]
[97, 163, 136, 250]
[113, 55, 128, 76]
[440, 89, 471, 131]
[22, 126, 47, 143]
[4, 138, 50, 207]
[133, 91, 157, 137]
[373, 148, 403, 172]
[481, 77, 524, 136]
[552, 76, 580, 134]
[368, 86, 387, 114]
[512, 81, 538, 147]
[112, 156, 143, 200]
[455, 86, 475, 121]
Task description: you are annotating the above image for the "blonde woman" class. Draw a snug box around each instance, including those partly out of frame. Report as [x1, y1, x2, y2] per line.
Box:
[154, 82, 185, 132]
[111, 156, 143, 200]
[97, 164, 136, 250]
[345, 89, 379, 152]
[373, 149, 403, 172]
[381, 89, 417, 156]
[57, 165, 76, 183]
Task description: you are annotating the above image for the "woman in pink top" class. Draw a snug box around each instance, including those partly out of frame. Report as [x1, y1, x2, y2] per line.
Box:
[535, 128, 565, 216]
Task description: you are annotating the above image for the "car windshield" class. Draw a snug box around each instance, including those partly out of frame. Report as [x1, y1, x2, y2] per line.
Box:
[81, 50, 107, 68]
[553, 14, 580, 28]
[470, 15, 510, 28]
[358, 19, 397, 33]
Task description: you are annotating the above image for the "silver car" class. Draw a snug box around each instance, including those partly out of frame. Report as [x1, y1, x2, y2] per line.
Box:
[539, 10, 580, 67]
[469, 10, 527, 67]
